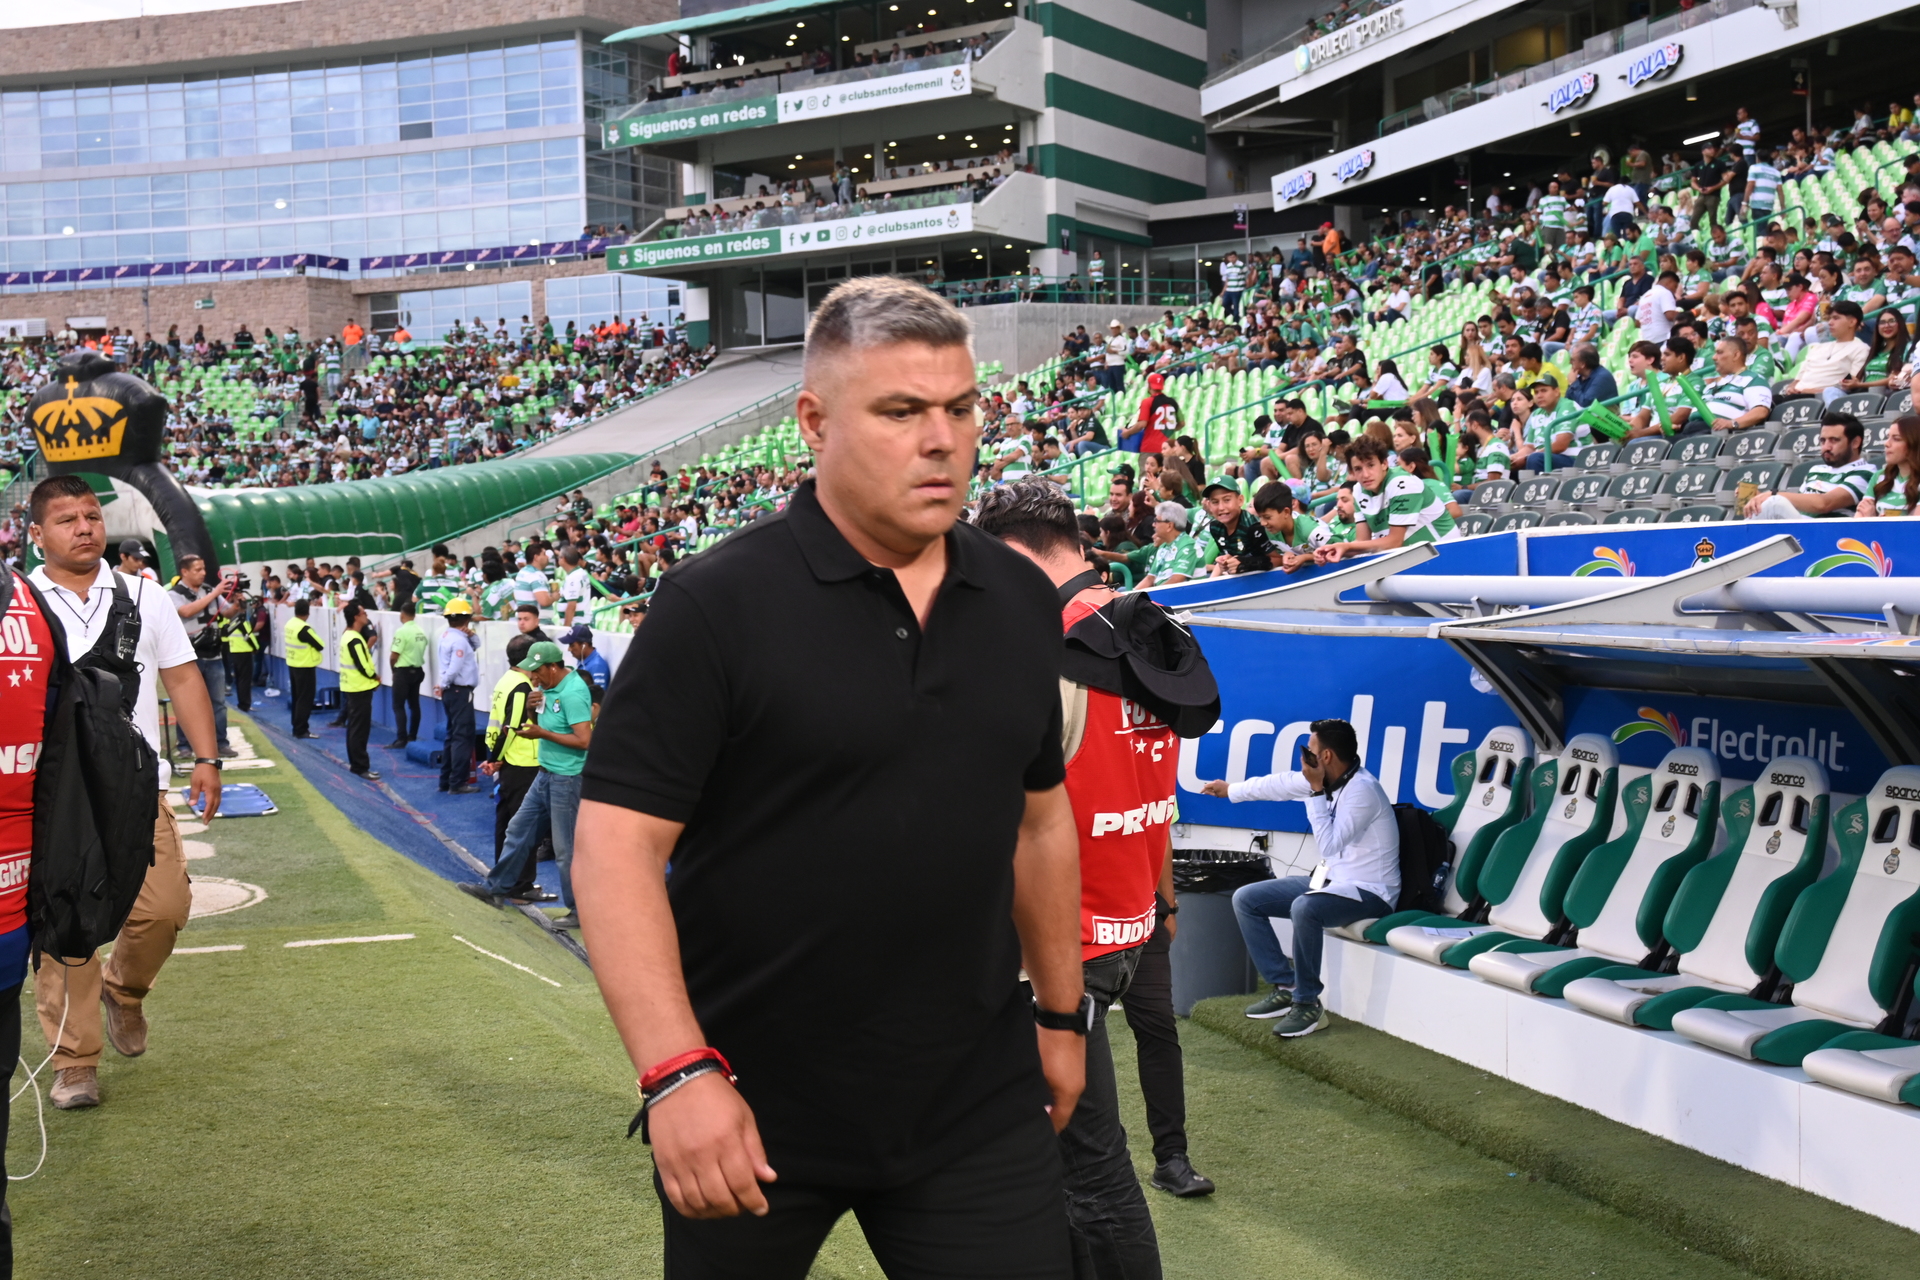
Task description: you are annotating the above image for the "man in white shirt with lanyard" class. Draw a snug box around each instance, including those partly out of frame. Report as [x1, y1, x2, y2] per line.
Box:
[1219, 251, 1248, 322]
[1200, 717, 1399, 1039]
[556, 545, 594, 630]
[26, 475, 223, 1111]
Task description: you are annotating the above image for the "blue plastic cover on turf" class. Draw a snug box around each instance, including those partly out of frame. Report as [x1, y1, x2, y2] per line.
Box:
[182, 783, 278, 817]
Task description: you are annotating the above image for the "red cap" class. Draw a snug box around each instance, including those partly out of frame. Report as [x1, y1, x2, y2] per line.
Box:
[1321, 221, 1334, 229]
[1147, 373, 1166, 390]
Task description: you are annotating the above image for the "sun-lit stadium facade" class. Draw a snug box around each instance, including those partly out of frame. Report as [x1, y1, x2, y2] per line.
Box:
[0, 0, 688, 343]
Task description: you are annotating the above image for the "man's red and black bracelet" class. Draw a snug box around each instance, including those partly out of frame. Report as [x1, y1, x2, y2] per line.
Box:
[628, 1048, 737, 1142]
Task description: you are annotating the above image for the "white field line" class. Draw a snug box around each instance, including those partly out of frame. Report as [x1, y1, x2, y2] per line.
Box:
[174, 944, 246, 954]
[284, 933, 416, 948]
[452, 935, 563, 987]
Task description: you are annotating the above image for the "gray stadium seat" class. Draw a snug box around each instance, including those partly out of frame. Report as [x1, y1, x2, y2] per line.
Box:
[1471, 747, 1722, 997]
[1579, 442, 1619, 471]
[1599, 469, 1662, 512]
[1774, 425, 1820, 460]
[1455, 510, 1496, 535]
[1617, 437, 1671, 472]
[1668, 435, 1720, 467]
[1717, 460, 1782, 494]
[1469, 478, 1513, 508]
[1603, 506, 1659, 524]
[1491, 510, 1543, 532]
[1831, 392, 1885, 418]
[1508, 475, 1559, 509]
[1670, 767, 1920, 1066]
[1866, 418, 1895, 451]
[1662, 505, 1727, 522]
[1542, 510, 1595, 526]
[1886, 388, 1913, 416]
[1721, 429, 1777, 460]
[1783, 460, 1818, 488]
[1656, 464, 1721, 508]
[1772, 398, 1824, 427]
[1564, 757, 1831, 1029]
[1555, 472, 1609, 510]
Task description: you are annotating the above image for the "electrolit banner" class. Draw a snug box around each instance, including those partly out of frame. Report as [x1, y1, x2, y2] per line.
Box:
[1564, 686, 1886, 784]
[610, 203, 974, 273]
[1173, 629, 1509, 834]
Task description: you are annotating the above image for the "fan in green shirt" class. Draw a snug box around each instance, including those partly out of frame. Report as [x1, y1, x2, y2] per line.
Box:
[1251, 482, 1322, 571]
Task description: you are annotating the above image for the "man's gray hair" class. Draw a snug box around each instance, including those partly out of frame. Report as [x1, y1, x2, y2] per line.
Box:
[1153, 501, 1189, 530]
[803, 277, 972, 386]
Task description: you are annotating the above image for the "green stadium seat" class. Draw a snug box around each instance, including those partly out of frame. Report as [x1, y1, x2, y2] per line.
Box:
[1386, 733, 1618, 966]
[1670, 767, 1920, 1066]
[1565, 758, 1831, 1029]
[1471, 747, 1722, 997]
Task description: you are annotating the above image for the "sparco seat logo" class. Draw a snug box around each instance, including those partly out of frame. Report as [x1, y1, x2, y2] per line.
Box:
[1770, 772, 1806, 788]
[1885, 784, 1920, 802]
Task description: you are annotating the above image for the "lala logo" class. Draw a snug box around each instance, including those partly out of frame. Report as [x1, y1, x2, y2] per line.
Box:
[1563, 797, 1578, 819]
[1576, 547, 1635, 577]
[1278, 170, 1317, 203]
[1481, 785, 1496, 806]
[1766, 830, 1782, 854]
[1624, 42, 1683, 89]
[1886, 850, 1902, 875]
[1805, 538, 1892, 578]
[1613, 707, 1683, 746]
[1661, 814, 1677, 837]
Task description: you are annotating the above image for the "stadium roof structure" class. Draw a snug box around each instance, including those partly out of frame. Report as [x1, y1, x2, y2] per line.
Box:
[606, 0, 848, 43]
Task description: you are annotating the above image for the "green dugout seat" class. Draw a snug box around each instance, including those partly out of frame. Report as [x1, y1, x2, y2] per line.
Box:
[1352, 724, 1534, 944]
[1469, 747, 1721, 997]
[1668, 765, 1920, 1066]
[1564, 757, 1830, 1028]
[1385, 732, 1618, 966]
[1803, 1030, 1920, 1107]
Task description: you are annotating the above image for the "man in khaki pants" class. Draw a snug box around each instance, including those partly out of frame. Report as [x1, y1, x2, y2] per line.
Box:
[27, 476, 223, 1109]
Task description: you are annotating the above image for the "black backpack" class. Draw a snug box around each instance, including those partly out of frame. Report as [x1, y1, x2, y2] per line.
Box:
[26, 570, 160, 961]
[1392, 803, 1451, 914]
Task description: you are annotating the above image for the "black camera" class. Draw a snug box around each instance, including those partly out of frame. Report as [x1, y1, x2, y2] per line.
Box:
[225, 572, 252, 593]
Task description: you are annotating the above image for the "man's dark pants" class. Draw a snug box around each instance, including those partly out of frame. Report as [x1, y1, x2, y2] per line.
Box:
[228, 649, 253, 713]
[344, 688, 373, 774]
[493, 761, 539, 861]
[1061, 945, 1161, 1280]
[439, 684, 475, 789]
[659, 1110, 1070, 1280]
[288, 667, 315, 735]
[1121, 917, 1190, 1167]
[390, 665, 424, 742]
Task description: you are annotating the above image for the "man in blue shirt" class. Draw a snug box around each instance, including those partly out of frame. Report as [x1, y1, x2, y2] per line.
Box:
[434, 599, 481, 794]
[560, 624, 611, 689]
[1566, 346, 1619, 406]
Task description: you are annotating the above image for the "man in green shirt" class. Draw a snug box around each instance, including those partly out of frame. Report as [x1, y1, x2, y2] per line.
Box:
[463, 640, 594, 929]
[1517, 372, 1586, 471]
[386, 602, 428, 749]
[1251, 481, 1321, 572]
[1139, 502, 1201, 588]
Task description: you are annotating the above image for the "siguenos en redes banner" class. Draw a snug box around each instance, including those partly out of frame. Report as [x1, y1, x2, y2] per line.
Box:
[609, 202, 975, 273]
[603, 62, 971, 149]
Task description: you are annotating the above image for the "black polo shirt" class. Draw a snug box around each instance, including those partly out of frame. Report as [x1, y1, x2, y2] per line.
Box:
[582, 479, 1065, 1186]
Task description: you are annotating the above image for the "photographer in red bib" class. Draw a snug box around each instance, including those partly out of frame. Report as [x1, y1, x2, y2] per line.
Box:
[976, 481, 1221, 1278]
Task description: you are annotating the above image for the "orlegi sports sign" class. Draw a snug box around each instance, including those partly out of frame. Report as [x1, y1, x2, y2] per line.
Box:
[608, 202, 976, 272]
[604, 62, 971, 148]
[1293, 3, 1405, 73]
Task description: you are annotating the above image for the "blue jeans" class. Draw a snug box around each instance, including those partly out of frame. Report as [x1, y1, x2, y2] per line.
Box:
[180, 656, 228, 754]
[1232, 875, 1394, 1005]
[485, 770, 581, 906]
[1524, 452, 1576, 472]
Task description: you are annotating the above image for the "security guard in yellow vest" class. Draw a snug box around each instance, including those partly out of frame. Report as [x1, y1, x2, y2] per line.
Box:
[480, 633, 549, 883]
[283, 597, 325, 738]
[338, 602, 381, 780]
[222, 597, 263, 715]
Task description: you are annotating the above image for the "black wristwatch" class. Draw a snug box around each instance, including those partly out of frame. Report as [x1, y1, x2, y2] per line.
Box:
[193, 757, 224, 771]
[1033, 992, 1095, 1035]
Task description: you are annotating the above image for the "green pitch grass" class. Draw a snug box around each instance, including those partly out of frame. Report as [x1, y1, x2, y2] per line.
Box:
[11, 720, 1910, 1277]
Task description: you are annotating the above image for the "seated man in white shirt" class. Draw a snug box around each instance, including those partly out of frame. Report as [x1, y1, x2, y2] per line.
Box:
[1200, 717, 1399, 1038]
[1780, 299, 1869, 405]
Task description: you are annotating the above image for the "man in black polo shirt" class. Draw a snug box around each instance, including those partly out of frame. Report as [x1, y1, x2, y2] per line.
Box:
[574, 277, 1086, 1280]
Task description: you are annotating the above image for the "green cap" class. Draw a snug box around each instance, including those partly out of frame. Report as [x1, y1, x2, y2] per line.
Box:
[516, 640, 566, 671]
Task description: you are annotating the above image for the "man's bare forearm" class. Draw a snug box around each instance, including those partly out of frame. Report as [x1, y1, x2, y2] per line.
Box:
[1011, 783, 1083, 1013]
[573, 799, 706, 1071]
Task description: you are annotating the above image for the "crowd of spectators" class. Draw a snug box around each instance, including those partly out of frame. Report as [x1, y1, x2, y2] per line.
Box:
[640, 18, 999, 106]
[0, 312, 716, 490]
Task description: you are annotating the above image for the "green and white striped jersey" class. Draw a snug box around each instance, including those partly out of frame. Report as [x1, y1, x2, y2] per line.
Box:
[1700, 370, 1773, 423]
[1799, 457, 1876, 505]
[1359, 468, 1457, 544]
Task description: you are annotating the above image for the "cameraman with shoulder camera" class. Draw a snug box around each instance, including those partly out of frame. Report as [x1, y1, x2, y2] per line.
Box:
[1200, 718, 1398, 1040]
[172, 555, 239, 760]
